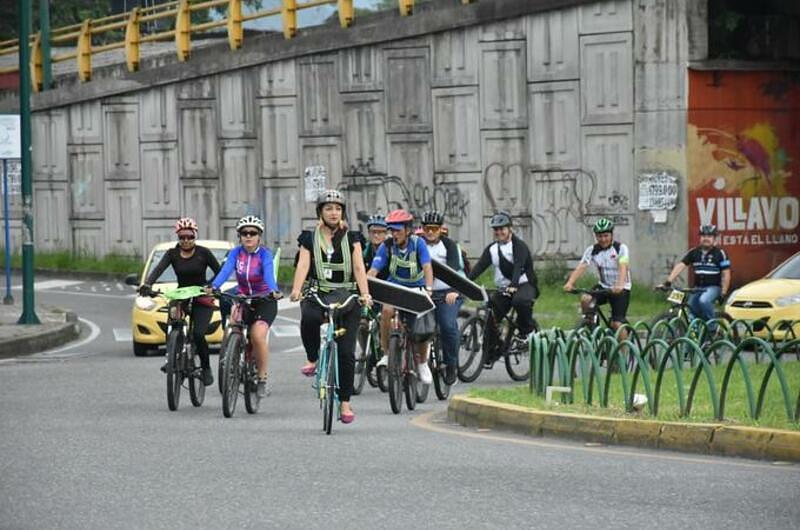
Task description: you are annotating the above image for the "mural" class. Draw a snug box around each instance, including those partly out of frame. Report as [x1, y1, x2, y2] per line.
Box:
[688, 70, 800, 284]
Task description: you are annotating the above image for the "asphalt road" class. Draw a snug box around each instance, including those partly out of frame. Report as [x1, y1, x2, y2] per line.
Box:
[0, 277, 798, 529]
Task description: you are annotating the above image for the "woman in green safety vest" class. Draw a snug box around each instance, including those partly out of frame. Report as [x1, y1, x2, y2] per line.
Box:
[290, 189, 371, 424]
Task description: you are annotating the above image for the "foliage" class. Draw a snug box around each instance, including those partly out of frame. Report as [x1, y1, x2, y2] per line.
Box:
[470, 359, 800, 431]
[0, 249, 143, 275]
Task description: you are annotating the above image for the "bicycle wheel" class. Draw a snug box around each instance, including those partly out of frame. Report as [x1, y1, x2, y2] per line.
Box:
[505, 329, 531, 382]
[221, 333, 242, 418]
[404, 342, 418, 411]
[165, 328, 184, 411]
[352, 335, 368, 396]
[324, 344, 337, 435]
[387, 334, 403, 414]
[458, 315, 485, 383]
[188, 349, 205, 407]
[217, 333, 228, 395]
[431, 339, 450, 401]
[243, 359, 260, 414]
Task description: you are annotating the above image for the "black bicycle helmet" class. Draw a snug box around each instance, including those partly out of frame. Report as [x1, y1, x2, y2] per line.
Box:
[489, 211, 512, 228]
[421, 210, 444, 226]
[699, 224, 718, 236]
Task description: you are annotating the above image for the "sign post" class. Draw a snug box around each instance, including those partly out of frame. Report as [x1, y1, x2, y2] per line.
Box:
[0, 115, 21, 306]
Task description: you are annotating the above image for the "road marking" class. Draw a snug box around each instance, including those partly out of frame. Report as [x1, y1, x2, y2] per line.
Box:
[411, 411, 800, 472]
[275, 314, 301, 325]
[282, 345, 307, 353]
[271, 325, 300, 338]
[35, 317, 102, 356]
[278, 298, 300, 311]
[12, 280, 85, 291]
[113, 328, 132, 342]
[37, 289, 134, 300]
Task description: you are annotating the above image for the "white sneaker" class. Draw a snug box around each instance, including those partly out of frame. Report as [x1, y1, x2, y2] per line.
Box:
[417, 361, 433, 385]
[376, 355, 388, 368]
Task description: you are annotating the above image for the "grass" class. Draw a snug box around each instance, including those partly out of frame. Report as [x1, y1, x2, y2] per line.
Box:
[470, 361, 800, 431]
[0, 250, 143, 275]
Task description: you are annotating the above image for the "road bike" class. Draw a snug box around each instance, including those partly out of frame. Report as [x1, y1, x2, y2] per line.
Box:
[458, 289, 538, 383]
[307, 290, 360, 435]
[386, 309, 423, 414]
[217, 292, 277, 418]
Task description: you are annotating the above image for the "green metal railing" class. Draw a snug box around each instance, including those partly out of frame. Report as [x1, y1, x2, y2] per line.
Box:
[0, 0, 477, 92]
[529, 317, 800, 423]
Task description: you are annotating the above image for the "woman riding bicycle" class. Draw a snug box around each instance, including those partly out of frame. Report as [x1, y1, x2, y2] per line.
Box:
[210, 215, 280, 399]
[290, 189, 371, 425]
[139, 218, 221, 386]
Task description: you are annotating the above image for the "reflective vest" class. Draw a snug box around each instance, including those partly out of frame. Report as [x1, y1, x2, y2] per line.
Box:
[312, 227, 356, 292]
[388, 236, 424, 285]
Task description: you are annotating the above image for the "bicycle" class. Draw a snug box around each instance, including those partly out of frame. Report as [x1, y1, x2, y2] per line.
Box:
[143, 285, 207, 411]
[458, 288, 539, 383]
[428, 328, 450, 400]
[354, 305, 387, 395]
[386, 309, 425, 414]
[216, 291, 277, 418]
[307, 290, 360, 435]
[652, 285, 730, 365]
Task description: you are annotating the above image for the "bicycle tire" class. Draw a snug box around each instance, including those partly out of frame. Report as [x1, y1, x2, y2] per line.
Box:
[458, 315, 485, 383]
[165, 328, 184, 411]
[387, 335, 403, 414]
[352, 338, 368, 396]
[431, 340, 450, 400]
[404, 342, 418, 411]
[188, 350, 205, 407]
[243, 359, 260, 414]
[221, 333, 242, 418]
[217, 333, 228, 395]
[504, 327, 532, 382]
[324, 344, 337, 435]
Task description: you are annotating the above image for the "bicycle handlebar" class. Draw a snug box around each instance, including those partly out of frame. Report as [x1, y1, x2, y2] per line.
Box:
[308, 292, 360, 313]
[654, 285, 705, 294]
[215, 291, 281, 303]
[568, 288, 611, 297]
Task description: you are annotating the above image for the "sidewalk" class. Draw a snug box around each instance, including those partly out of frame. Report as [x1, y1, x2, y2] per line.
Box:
[0, 303, 80, 358]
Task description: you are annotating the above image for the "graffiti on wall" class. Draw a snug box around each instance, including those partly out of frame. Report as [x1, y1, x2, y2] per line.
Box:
[688, 70, 800, 283]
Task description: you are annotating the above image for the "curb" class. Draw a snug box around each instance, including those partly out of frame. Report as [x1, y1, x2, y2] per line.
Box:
[0, 311, 81, 359]
[448, 395, 800, 462]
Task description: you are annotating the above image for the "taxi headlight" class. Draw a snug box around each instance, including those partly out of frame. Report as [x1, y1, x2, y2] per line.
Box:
[775, 293, 800, 307]
[135, 296, 157, 311]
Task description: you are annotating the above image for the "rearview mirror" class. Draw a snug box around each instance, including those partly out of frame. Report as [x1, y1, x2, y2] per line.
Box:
[124, 274, 139, 286]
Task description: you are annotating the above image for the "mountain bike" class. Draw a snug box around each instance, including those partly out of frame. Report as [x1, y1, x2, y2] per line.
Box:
[307, 290, 360, 435]
[217, 291, 277, 418]
[354, 305, 387, 395]
[458, 289, 538, 383]
[146, 286, 208, 411]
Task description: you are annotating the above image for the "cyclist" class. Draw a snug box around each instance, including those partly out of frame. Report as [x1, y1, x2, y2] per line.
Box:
[469, 211, 539, 361]
[362, 214, 388, 280]
[420, 210, 465, 385]
[139, 217, 221, 385]
[210, 215, 279, 399]
[290, 190, 370, 425]
[563, 217, 631, 339]
[367, 209, 435, 385]
[657, 224, 731, 328]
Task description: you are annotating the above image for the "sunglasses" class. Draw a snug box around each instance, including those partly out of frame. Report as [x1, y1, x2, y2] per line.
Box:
[239, 230, 260, 237]
[423, 225, 441, 232]
[178, 235, 196, 241]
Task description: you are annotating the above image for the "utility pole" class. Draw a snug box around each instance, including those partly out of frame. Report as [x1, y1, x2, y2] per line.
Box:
[18, 0, 40, 324]
[40, 0, 51, 90]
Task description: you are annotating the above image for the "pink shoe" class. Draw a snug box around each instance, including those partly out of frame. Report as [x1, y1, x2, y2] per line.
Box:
[341, 410, 355, 424]
[300, 363, 316, 377]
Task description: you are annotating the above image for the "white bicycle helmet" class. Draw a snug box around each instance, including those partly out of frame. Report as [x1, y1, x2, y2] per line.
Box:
[236, 215, 265, 233]
[174, 217, 198, 233]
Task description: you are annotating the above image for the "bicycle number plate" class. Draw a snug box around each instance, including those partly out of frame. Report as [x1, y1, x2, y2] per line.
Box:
[667, 289, 685, 304]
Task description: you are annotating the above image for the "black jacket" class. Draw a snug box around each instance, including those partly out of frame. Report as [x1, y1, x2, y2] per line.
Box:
[469, 235, 537, 291]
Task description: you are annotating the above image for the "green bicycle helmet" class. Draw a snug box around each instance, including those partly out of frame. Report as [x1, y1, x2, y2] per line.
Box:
[592, 217, 614, 234]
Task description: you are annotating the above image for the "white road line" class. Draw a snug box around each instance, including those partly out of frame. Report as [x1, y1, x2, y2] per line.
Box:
[116, 283, 124, 290]
[270, 325, 300, 338]
[36, 289, 134, 300]
[282, 345, 307, 354]
[12, 280, 85, 291]
[113, 328, 132, 342]
[275, 314, 301, 325]
[37, 317, 101, 355]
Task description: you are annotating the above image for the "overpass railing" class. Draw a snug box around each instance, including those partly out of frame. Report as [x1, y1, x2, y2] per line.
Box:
[0, 0, 476, 92]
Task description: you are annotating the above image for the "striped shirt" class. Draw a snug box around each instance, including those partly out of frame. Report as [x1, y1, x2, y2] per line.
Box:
[580, 241, 631, 290]
[681, 246, 730, 287]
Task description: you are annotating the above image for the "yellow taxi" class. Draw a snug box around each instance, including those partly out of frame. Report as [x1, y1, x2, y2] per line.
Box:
[127, 240, 237, 356]
[725, 251, 800, 340]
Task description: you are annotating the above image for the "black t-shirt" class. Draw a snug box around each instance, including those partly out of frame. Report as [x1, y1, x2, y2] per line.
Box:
[681, 246, 730, 287]
[145, 245, 221, 288]
[298, 229, 361, 284]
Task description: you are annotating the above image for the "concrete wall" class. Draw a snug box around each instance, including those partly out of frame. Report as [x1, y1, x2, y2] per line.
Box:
[1, 0, 703, 283]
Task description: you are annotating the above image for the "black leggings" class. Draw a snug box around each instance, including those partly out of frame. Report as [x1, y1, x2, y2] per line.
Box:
[190, 303, 214, 369]
[490, 282, 537, 336]
[300, 295, 360, 402]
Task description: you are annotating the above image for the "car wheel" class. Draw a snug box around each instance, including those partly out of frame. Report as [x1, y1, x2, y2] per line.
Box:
[133, 341, 150, 357]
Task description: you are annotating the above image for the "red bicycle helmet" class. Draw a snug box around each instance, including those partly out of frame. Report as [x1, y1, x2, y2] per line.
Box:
[174, 217, 198, 234]
[385, 209, 414, 226]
